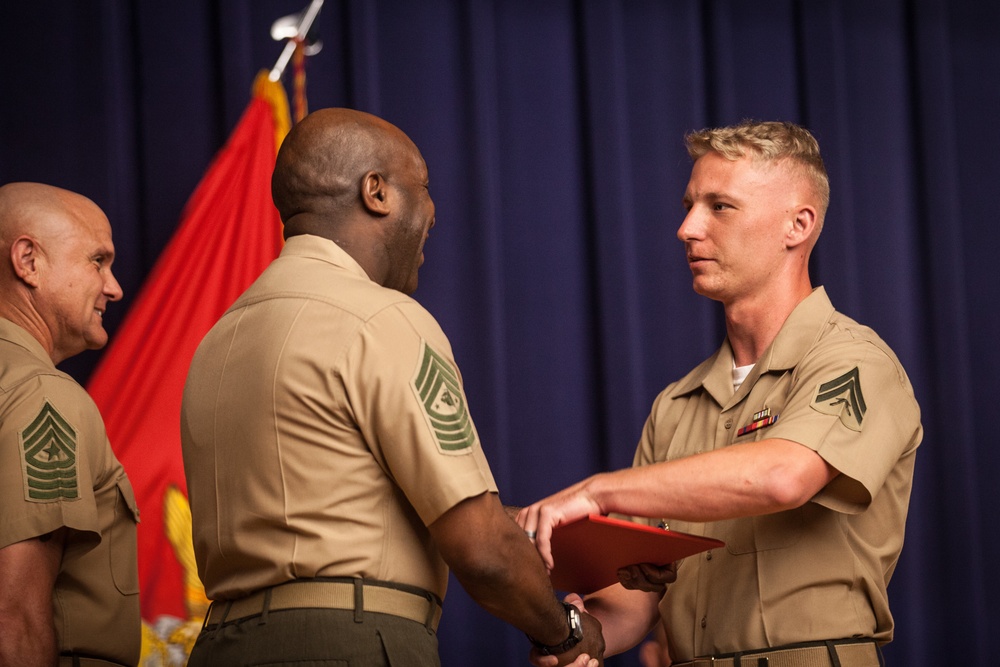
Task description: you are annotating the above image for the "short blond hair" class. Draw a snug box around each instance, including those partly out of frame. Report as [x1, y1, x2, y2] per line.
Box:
[685, 120, 830, 219]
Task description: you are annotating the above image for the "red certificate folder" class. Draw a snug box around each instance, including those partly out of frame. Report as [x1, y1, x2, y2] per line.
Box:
[548, 515, 724, 594]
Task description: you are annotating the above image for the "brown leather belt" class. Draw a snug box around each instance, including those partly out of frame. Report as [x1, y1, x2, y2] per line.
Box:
[205, 579, 443, 632]
[672, 639, 881, 667]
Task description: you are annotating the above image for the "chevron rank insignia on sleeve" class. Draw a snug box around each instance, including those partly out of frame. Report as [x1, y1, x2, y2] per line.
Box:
[811, 367, 866, 431]
[412, 340, 477, 452]
[20, 400, 80, 501]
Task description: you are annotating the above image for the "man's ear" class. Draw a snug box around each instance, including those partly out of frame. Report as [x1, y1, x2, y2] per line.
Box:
[361, 171, 391, 216]
[786, 205, 817, 249]
[10, 236, 42, 287]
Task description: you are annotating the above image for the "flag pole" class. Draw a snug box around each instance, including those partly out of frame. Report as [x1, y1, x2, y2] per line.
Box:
[269, 0, 324, 82]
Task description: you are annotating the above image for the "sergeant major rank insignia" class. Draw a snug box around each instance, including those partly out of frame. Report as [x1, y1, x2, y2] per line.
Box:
[811, 367, 866, 431]
[411, 340, 477, 453]
[20, 400, 80, 501]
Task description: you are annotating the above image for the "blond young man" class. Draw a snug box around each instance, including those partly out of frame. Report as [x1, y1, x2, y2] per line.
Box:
[521, 121, 921, 667]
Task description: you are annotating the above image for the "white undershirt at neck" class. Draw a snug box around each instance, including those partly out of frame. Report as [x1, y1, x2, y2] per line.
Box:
[732, 362, 754, 391]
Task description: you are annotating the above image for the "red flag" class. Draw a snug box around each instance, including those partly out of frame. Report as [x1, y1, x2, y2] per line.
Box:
[87, 73, 289, 640]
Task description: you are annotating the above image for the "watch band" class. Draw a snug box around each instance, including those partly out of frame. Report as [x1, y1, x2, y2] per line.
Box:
[527, 602, 584, 656]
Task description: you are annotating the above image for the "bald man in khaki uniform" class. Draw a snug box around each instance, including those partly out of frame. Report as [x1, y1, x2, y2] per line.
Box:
[521, 122, 921, 667]
[0, 183, 140, 667]
[181, 108, 604, 667]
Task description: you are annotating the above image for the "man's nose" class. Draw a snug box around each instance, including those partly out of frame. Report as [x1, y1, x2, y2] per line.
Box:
[105, 272, 124, 301]
[677, 208, 703, 242]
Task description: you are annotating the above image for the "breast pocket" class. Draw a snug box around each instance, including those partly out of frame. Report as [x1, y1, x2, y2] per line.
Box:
[110, 476, 140, 595]
[722, 509, 804, 555]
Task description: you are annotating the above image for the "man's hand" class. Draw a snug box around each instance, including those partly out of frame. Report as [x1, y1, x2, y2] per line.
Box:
[529, 596, 604, 667]
[516, 476, 604, 571]
[616, 562, 677, 594]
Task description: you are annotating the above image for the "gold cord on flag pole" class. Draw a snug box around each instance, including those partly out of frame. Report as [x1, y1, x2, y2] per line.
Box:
[293, 40, 308, 122]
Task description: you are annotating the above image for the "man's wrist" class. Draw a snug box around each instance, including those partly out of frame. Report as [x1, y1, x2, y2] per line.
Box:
[527, 602, 584, 656]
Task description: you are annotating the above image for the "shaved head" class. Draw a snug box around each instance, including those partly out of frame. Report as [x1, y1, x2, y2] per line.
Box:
[0, 182, 122, 363]
[269, 108, 437, 295]
[272, 108, 423, 236]
[0, 182, 105, 252]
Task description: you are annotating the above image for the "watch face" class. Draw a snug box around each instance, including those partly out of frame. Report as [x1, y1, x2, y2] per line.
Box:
[567, 605, 582, 638]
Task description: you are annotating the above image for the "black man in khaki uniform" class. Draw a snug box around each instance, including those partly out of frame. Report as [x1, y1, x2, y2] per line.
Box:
[181, 108, 605, 667]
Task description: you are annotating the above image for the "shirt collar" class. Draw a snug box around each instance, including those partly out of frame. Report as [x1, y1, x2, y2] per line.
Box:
[758, 286, 836, 372]
[280, 234, 373, 283]
[672, 287, 836, 406]
[0, 317, 55, 369]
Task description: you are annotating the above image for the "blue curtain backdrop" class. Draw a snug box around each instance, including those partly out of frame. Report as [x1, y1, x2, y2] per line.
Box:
[2, 1, 996, 665]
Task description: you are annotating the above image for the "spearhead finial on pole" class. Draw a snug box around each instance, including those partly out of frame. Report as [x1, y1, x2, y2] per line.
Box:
[268, 0, 324, 83]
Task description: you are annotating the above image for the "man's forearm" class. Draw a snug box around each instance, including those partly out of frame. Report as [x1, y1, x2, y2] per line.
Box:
[0, 535, 63, 667]
[456, 526, 571, 642]
[431, 492, 603, 662]
[578, 585, 661, 657]
[436, 495, 572, 642]
[0, 617, 57, 667]
[579, 438, 837, 523]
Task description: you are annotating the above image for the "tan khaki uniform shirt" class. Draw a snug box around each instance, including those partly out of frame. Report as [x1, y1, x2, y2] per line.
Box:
[181, 235, 498, 602]
[0, 318, 141, 665]
[634, 288, 921, 660]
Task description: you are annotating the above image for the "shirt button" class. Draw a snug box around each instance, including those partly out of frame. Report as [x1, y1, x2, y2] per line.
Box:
[724, 419, 733, 429]
[701, 616, 707, 628]
[706, 551, 713, 561]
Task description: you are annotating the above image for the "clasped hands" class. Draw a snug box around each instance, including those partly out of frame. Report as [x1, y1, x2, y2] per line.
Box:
[515, 489, 677, 666]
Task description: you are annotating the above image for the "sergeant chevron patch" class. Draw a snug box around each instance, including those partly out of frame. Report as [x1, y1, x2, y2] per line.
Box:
[811, 367, 866, 431]
[412, 340, 477, 452]
[21, 400, 79, 501]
